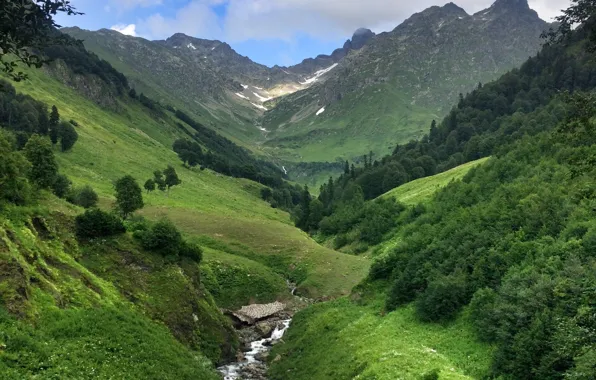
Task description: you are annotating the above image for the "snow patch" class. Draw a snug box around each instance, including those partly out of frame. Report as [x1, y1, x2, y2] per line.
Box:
[282, 69, 291, 75]
[241, 84, 249, 89]
[235, 92, 249, 100]
[256, 125, 269, 132]
[254, 86, 263, 90]
[282, 166, 288, 175]
[187, 43, 196, 50]
[211, 46, 216, 51]
[251, 102, 268, 111]
[316, 107, 325, 116]
[253, 92, 273, 102]
[300, 63, 338, 85]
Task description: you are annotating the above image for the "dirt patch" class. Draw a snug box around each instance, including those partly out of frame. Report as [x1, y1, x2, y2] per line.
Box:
[0, 259, 30, 317]
[31, 217, 53, 240]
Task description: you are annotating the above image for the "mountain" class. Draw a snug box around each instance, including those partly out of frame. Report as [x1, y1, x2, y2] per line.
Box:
[261, 0, 549, 162]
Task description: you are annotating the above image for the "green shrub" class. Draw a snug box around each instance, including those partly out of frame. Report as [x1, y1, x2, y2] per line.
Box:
[333, 234, 349, 249]
[75, 209, 125, 238]
[51, 174, 71, 198]
[135, 219, 202, 263]
[415, 274, 469, 322]
[420, 368, 440, 380]
[67, 185, 99, 208]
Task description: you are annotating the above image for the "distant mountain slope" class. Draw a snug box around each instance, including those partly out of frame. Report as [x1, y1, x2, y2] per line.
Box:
[262, 0, 549, 162]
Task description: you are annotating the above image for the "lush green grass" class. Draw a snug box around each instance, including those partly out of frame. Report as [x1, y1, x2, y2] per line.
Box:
[264, 84, 437, 163]
[11, 68, 369, 299]
[0, 306, 219, 380]
[381, 158, 490, 205]
[269, 294, 493, 380]
[201, 246, 290, 309]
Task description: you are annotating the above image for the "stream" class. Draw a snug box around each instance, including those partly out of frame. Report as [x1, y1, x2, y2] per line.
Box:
[217, 319, 292, 380]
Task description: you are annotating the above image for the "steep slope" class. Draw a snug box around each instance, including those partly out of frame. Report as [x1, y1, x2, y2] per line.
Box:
[262, 0, 549, 162]
[61, 27, 263, 146]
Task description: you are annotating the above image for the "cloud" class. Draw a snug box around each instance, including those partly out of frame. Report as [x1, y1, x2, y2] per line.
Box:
[111, 23, 138, 36]
[137, 1, 222, 40]
[109, 0, 162, 12]
[137, 0, 571, 41]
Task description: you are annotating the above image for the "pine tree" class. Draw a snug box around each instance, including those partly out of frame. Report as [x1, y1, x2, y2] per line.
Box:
[344, 160, 350, 174]
[49, 105, 60, 145]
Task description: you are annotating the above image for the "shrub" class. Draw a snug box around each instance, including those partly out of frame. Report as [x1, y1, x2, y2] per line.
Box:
[134, 219, 203, 263]
[420, 368, 440, 380]
[51, 174, 71, 198]
[333, 234, 349, 249]
[68, 185, 98, 208]
[415, 274, 469, 322]
[75, 209, 125, 238]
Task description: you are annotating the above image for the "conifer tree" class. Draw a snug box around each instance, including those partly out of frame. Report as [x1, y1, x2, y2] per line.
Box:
[49, 105, 60, 145]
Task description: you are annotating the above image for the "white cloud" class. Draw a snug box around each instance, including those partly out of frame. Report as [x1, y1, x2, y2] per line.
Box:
[137, 0, 571, 41]
[111, 23, 138, 36]
[137, 1, 222, 40]
[110, 0, 162, 12]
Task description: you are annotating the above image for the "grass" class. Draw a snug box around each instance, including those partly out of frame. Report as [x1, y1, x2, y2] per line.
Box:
[269, 295, 493, 380]
[11, 68, 369, 299]
[381, 158, 490, 205]
[263, 84, 437, 163]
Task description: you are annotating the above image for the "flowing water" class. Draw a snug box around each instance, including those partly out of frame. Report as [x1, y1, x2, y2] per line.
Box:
[217, 319, 292, 380]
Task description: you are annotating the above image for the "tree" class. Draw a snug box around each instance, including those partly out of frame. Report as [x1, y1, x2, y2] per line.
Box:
[308, 199, 324, 230]
[75, 185, 98, 208]
[344, 160, 350, 174]
[0, 131, 31, 204]
[49, 105, 59, 145]
[129, 88, 137, 98]
[163, 165, 181, 192]
[51, 173, 71, 198]
[59, 121, 78, 151]
[0, 0, 82, 81]
[545, 0, 596, 49]
[114, 175, 143, 218]
[144, 179, 156, 194]
[75, 209, 125, 238]
[37, 108, 49, 135]
[23, 134, 57, 188]
[153, 170, 166, 192]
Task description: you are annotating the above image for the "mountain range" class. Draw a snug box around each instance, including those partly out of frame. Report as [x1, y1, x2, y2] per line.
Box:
[63, 0, 548, 180]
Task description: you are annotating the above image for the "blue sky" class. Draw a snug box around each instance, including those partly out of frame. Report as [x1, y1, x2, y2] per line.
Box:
[57, 0, 568, 68]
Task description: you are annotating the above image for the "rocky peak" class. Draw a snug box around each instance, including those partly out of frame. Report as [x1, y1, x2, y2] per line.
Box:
[491, 0, 530, 11]
[351, 28, 375, 50]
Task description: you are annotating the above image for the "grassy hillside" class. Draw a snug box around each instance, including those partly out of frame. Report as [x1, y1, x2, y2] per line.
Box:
[269, 292, 493, 380]
[10, 67, 369, 299]
[0, 201, 222, 378]
[381, 157, 489, 205]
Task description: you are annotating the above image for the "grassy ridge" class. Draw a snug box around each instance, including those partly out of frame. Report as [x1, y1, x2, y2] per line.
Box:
[381, 157, 489, 205]
[269, 295, 492, 380]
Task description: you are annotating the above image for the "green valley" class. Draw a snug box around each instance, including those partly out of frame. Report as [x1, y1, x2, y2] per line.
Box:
[1, 0, 595, 380]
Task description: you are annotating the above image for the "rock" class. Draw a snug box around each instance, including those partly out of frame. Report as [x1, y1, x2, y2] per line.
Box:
[231, 302, 285, 325]
[255, 321, 276, 338]
[273, 354, 282, 362]
[255, 351, 269, 361]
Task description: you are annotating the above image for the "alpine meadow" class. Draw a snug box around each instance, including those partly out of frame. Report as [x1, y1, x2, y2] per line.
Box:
[0, 0, 594, 379]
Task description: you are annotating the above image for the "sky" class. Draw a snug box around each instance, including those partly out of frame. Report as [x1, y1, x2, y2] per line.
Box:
[56, 0, 571, 67]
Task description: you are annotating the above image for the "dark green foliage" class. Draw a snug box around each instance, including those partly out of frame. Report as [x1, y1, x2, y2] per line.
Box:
[153, 170, 167, 192]
[23, 134, 57, 189]
[134, 219, 203, 262]
[420, 369, 440, 380]
[68, 185, 98, 208]
[375, 91, 596, 378]
[144, 178, 156, 193]
[0, 0, 81, 81]
[0, 131, 31, 205]
[415, 274, 469, 322]
[49, 105, 59, 144]
[51, 173, 71, 198]
[114, 175, 143, 218]
[59, 121, 78, 151]
[163, 165, 181, 191]
[75, 209, 125, 238]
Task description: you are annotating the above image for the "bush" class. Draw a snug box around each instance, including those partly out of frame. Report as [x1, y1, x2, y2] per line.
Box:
[420, 368, 440, 380]
[415, 274, 469, 322]
[333, 234, 349, 249]
[134, 219, 203, 263]
[68, 185, 98, 208]
[51, 174, 71, 198]
[75, 209, 125, 238]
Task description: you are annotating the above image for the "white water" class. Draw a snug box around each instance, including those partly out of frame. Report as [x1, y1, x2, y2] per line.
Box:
[217, 320, 292, 380]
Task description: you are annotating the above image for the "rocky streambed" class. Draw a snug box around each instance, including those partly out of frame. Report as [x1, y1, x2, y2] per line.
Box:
[218, 307, 293, 380]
